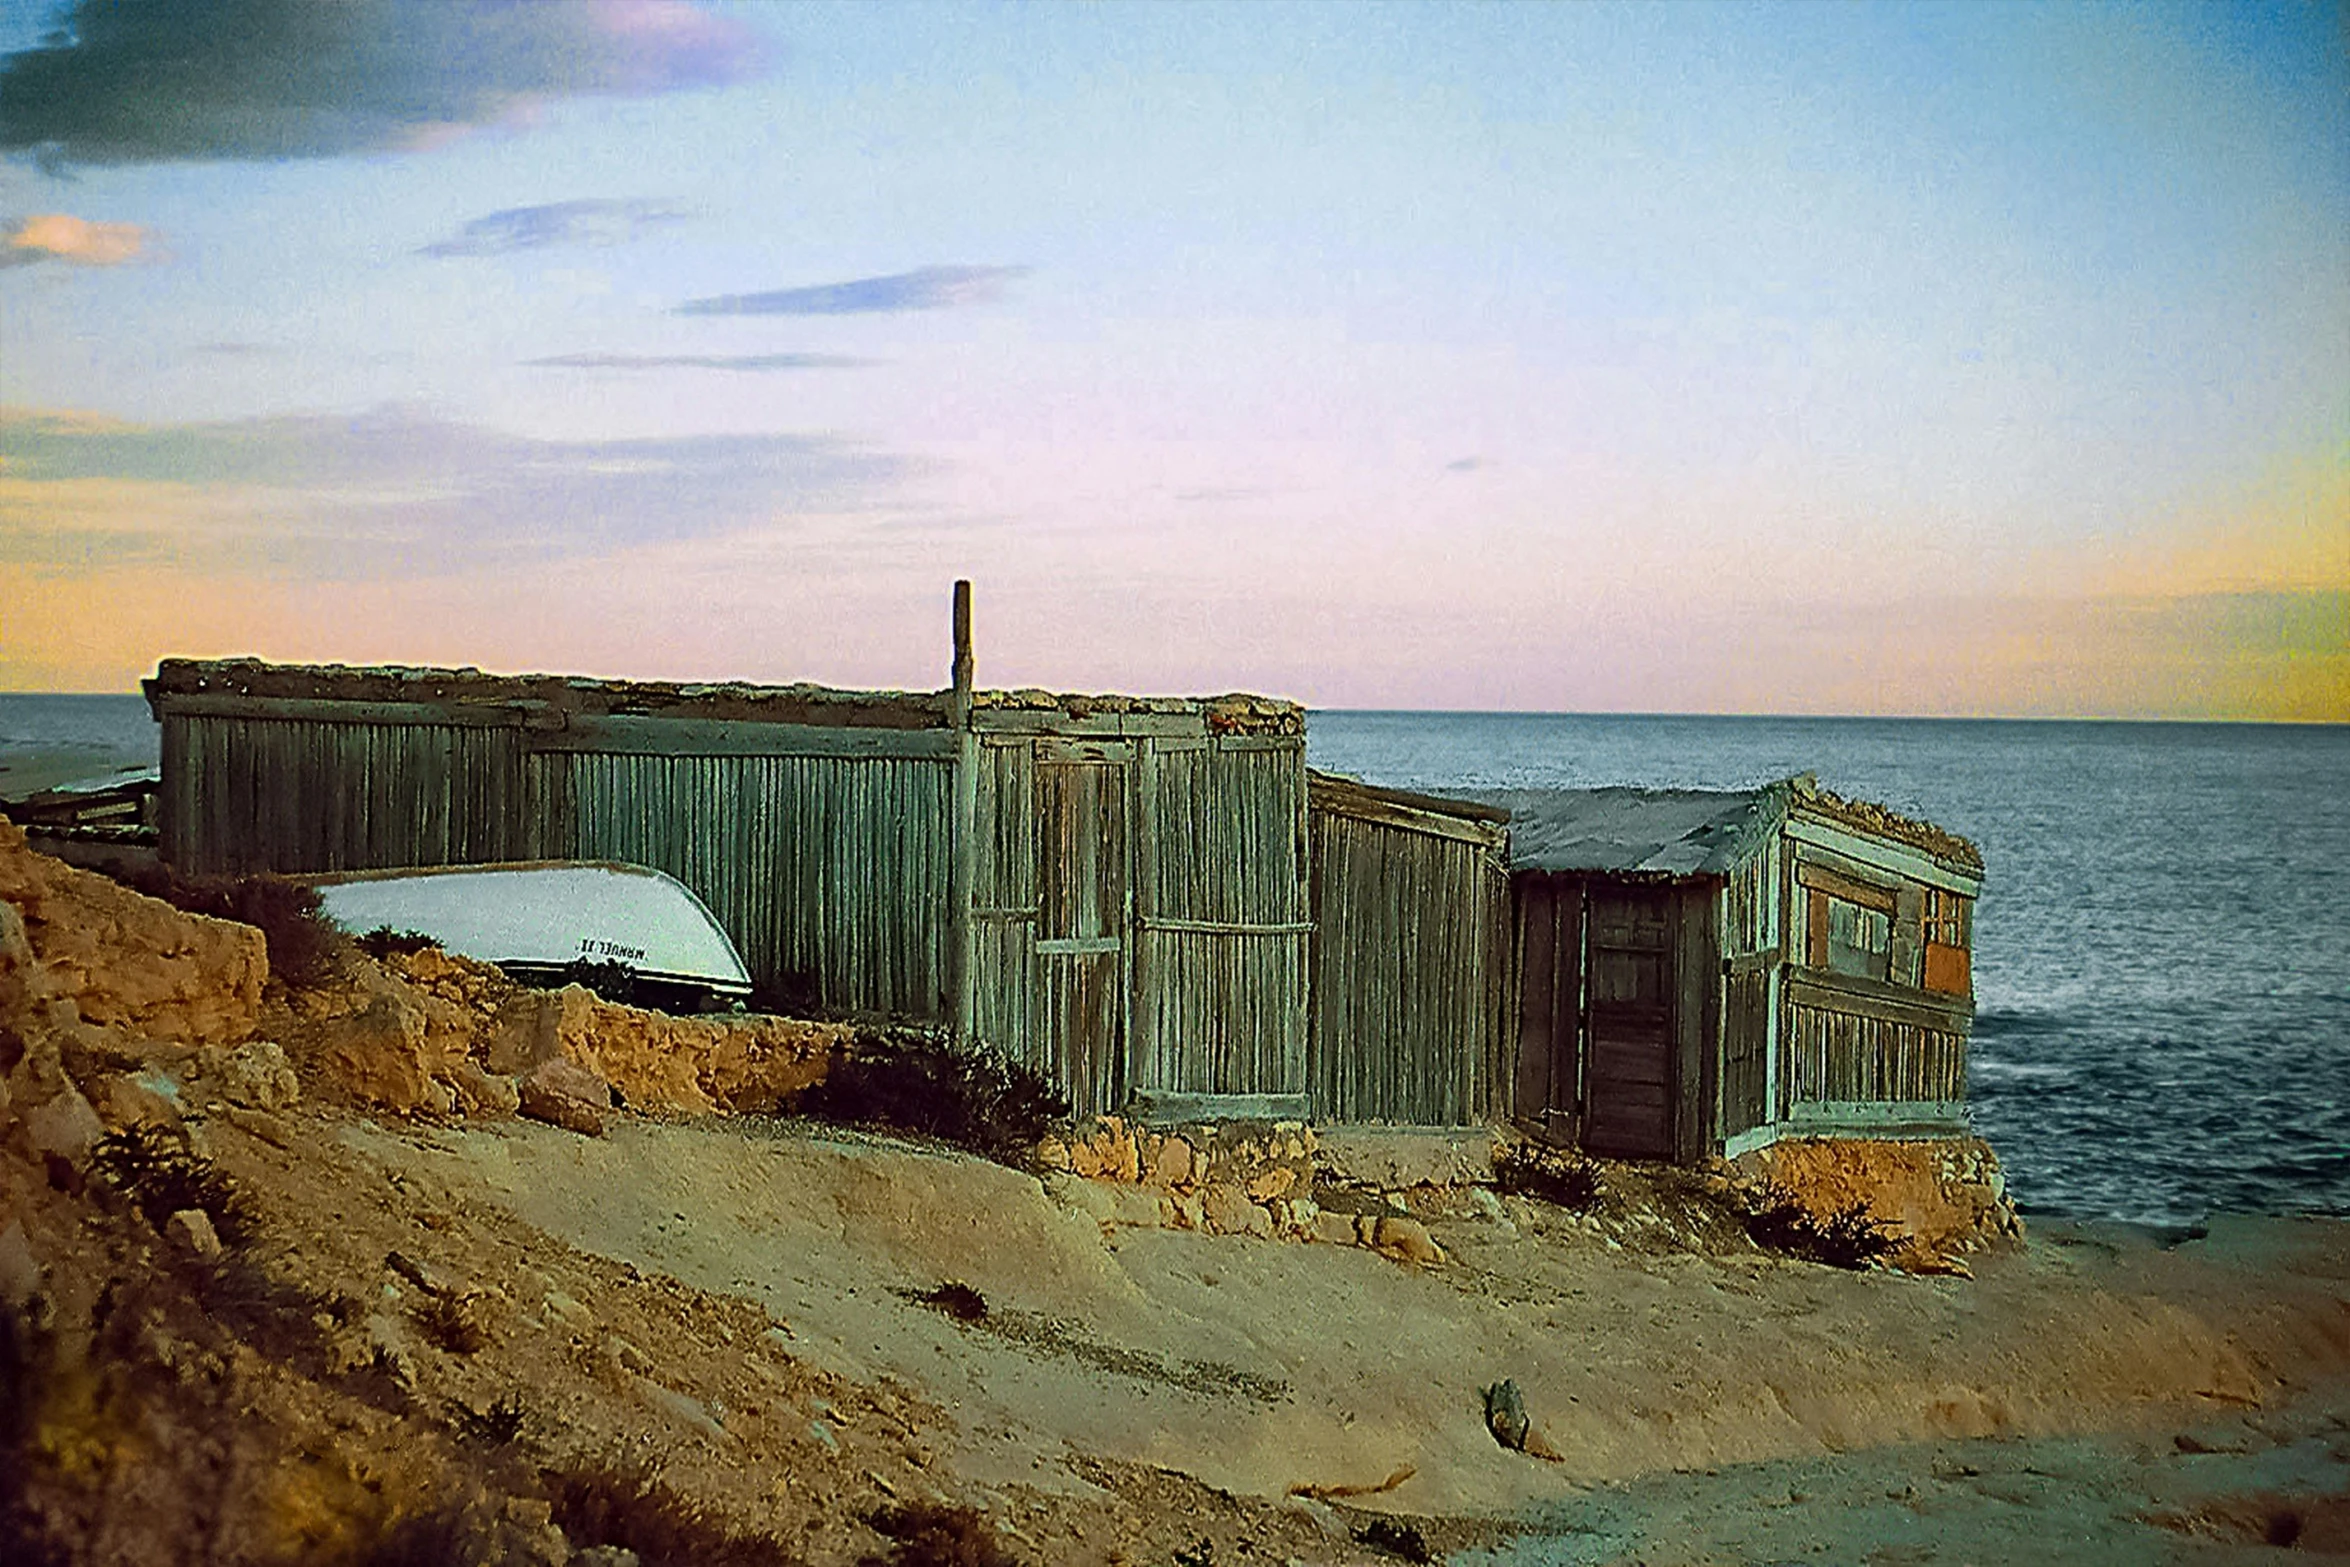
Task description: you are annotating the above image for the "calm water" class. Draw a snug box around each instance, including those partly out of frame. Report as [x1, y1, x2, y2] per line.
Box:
[4, 696, 2342, 1224]
[1312, 712, 2350, 1227]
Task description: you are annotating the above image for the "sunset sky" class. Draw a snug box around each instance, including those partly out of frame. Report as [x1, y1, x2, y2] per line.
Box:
[1, 0, 2342, 717]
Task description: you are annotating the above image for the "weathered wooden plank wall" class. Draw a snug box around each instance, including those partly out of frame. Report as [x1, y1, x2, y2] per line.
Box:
[162, 714, 529, 875]
[1718, 839, 1781, 1140]
[160, 710, 952, 1019]
[547, 751, 951, 1020]
[1784, 983, 1968, 1106]
[1131, 741, 1310, 1102]
[1307, 809, 1510, 1125]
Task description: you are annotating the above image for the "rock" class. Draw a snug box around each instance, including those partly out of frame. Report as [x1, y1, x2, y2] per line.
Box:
[208, 1039, 301, 1110]
[88, 1070, 183, 1132]
[223, 1105, 296, 1149]
[1246, 1165, 1296, 1202]
[448, 1059, 521, 1118]
[300, 965, 470, 1113]
[633, 1375, 729, 1442]
[0, 1219, 41, 1306]
[518, 1080, 605, 1137]
[573, 1548, 641, 1567]
[24, 1082, 106, 1167]
[1482, 1379, 1531, 1450]
[524, 1055, 611, 1108]
[1199, 1182, 1256, 1235]
[166, 1207, 223, 1259]
[1310, 1210, 1359, 1247]
[0, 820, 266, 1047]
[1372, 1216, 1445, 1267]
[1152, 1135, 1195, 1188]
[542, 1290, 594, 1333]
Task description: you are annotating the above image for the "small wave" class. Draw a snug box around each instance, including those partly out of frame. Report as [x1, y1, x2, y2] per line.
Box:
[1970, 1007, 2074, 1040]
[1968, 1059, 2074, 1085]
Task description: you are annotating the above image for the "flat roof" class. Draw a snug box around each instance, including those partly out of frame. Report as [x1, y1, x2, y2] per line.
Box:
[146, 658, 1304, 735]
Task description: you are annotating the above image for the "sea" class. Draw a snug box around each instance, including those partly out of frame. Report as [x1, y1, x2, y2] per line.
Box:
[3, 694, 2343, 1227]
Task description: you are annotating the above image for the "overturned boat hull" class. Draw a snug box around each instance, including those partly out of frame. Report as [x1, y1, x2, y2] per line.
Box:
[305, 860, 753, 1010]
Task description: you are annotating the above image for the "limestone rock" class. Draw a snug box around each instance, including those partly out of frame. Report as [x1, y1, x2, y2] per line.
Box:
[1151, 1135, 1195, 1188]
[0, 819, 266, 1047]
[206, 1039, 301, 1111]
[1200, 1183, 1257, 1236]
[448, 1059, 521, 1119]
[518, 1079, 605, 1137]
[166, 1207, 223, 1259]
[88, 1070, 184, 1132]
[1372, 1216, 1445, 1267]
[24, 1081, 106, 1167]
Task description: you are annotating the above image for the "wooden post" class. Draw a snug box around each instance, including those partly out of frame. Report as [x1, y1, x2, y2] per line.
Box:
[948, 581, 978, 1045]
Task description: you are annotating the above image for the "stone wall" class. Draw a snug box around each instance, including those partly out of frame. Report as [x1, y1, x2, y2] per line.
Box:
[1734, 1134, 2023, 1269]
[1035, 1114, 1449, 1264]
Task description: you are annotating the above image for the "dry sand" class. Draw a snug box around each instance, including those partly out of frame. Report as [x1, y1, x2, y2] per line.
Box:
[347, 1113, 2350, 1561]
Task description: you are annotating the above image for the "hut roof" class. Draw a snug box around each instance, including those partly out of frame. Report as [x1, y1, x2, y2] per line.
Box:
[1478, 786, 1777, 877]
[1473, 775, 1984, 881]
[145, 658, 1304, 735]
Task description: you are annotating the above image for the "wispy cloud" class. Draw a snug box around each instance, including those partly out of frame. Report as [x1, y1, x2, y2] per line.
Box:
[422, 199, 688, 258]
[1, 212, 148, 267]
[676, 265, 1029, 317]
[0, 1, 762, 167]
[0, 405, 910, 578]
[1444, 456, 1487, 473]
[527, 352, 876, 372]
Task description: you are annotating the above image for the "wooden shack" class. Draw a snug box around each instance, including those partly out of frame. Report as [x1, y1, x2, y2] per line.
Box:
[1305, 772, 1513, 1127]
[1486, 777, 1982, 1163]
[143, 588, 1310, 1119]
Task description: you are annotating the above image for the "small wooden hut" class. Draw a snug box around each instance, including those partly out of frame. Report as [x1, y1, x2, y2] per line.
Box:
[1487, 777, 1982, 1163]
[1305, 772, 1512, 1126]
[144, 587, 1310, 1119]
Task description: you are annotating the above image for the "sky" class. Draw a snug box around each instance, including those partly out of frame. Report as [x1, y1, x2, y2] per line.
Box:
[0, 0, 2342, 717]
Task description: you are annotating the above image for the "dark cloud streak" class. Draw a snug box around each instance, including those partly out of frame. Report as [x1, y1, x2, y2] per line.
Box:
[676, 265, 1029, 317]
[422, 199, 689, 258]
[0, 1, 762, 167]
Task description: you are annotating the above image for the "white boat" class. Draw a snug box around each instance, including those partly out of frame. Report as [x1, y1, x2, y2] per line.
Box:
[306, 860, 752, 1009]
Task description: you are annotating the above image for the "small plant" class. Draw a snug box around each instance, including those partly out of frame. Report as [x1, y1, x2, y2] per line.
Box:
[548, 1460, 798, 1567]
[1739, 1181, 1899, 1270]
[1354, 1517, 1434, 1563]
[863, 1502, 1018, 1567]
[413, 1292, 490, 1356]
[1491, 1142, 1602, 1212]
[89, 1124, 256, 1245]
[554, 955, 641, 1006]
[1173, 1541, 1216, 1567]
[799, 1027, 1069, 1168]
[906, 1281, 989, 1323]
[356, 926, 440, 960]
[452, 1393, 526, 1446]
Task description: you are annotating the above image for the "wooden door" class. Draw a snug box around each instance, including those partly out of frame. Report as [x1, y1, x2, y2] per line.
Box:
[1582, 886, 1675, 1159]
[1513, 874, 1584, 1143]
[1036, 758, 1128, 1115]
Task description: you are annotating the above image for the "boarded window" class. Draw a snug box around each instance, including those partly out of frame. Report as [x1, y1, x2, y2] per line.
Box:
[1824, 897, 1891, 980]
[1799, 862, 1894, 982]
[1922, 887, 1972, 995]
